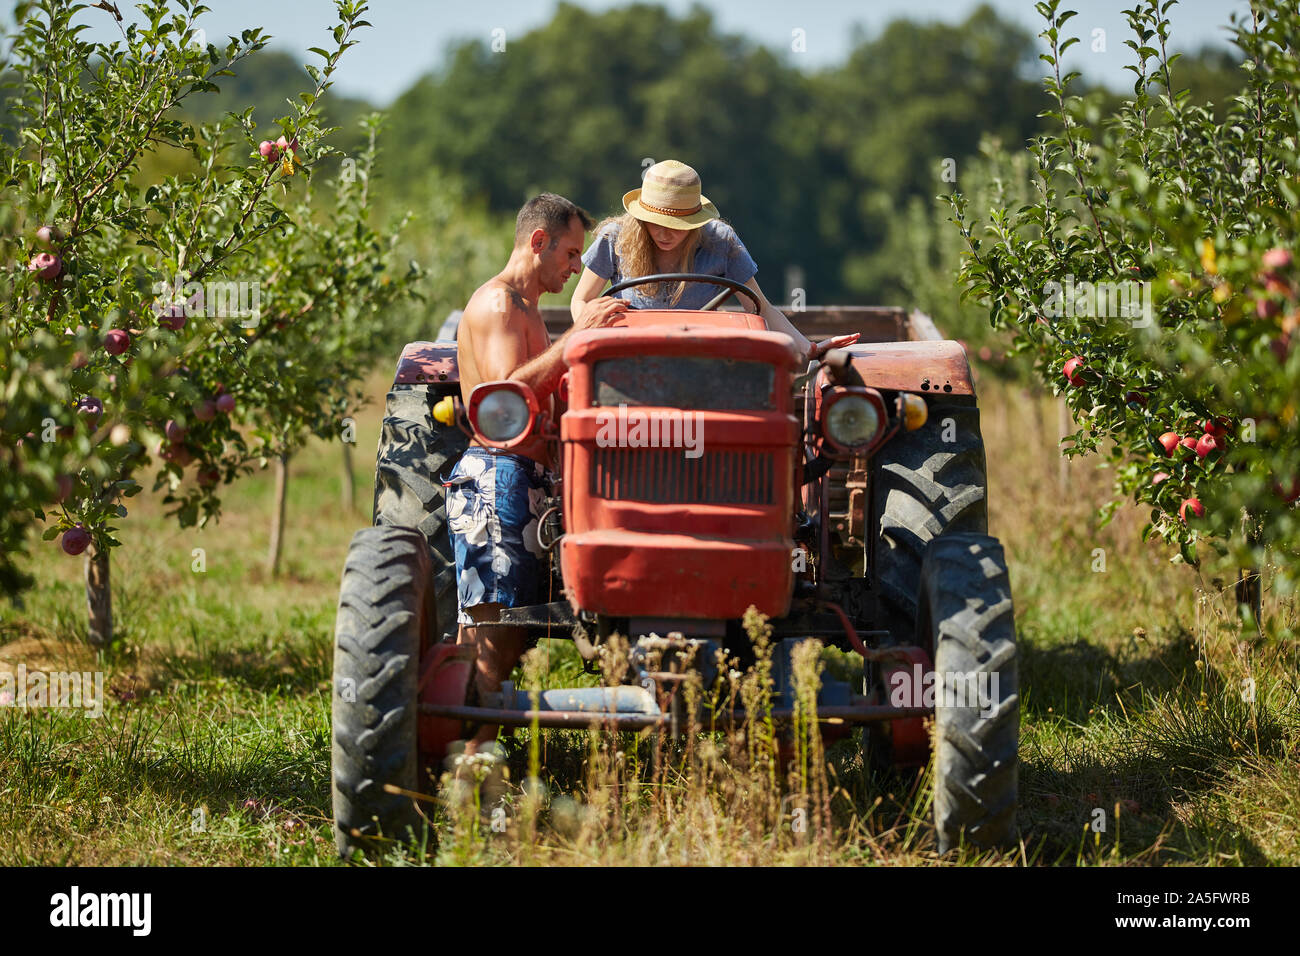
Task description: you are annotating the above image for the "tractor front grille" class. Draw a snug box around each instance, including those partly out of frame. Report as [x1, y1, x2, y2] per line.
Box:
[591, 447, 775, 505]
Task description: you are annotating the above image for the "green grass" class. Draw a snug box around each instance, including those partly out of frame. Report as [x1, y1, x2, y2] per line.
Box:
[1, 368, 1297, 865]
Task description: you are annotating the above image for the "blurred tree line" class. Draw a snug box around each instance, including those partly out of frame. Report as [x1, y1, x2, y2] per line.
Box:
[382, 2, 1051, 307]
[3, 1, 1246, 330]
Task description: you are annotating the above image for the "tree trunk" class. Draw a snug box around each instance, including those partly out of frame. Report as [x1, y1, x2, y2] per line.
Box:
[85, 545, 112, 647]
[1236, 568, 1262, 626]
[1026, 388, 1045, 466]
[341, 440, 355, 515]
[1236, 513, 1264, 635]
[267, 453, 289, 578]
[1057, 398, 1071, 496]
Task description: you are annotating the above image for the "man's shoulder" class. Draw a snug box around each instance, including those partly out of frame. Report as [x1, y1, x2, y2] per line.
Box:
[464, 279, 532, 326]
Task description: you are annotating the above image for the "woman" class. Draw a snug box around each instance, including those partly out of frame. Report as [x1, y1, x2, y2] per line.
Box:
[570, 160, 856, 361]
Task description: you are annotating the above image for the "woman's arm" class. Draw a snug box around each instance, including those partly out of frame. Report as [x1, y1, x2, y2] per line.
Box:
[741, 277, 860, 361]
[570, 267, 609, 323]
[743, 277, 812, 356]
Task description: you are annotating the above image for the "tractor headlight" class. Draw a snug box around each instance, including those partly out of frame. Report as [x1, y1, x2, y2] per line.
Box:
[824, 394, 880, 449]
[477, 390, 529, 441]
[469, 381, 539, 448]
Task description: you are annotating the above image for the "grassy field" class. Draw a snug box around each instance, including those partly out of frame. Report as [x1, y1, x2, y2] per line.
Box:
[1, 364, 1296, 866]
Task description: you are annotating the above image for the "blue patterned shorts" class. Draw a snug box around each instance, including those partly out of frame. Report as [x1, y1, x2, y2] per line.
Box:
[445, 447, 552, 625]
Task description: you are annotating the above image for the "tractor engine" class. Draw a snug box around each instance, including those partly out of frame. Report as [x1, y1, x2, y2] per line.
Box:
[558, 326, 801, 625]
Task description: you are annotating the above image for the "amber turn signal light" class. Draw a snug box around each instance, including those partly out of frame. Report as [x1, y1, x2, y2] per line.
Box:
[899, 393, 928, 431]
[433, 395, 456, 426]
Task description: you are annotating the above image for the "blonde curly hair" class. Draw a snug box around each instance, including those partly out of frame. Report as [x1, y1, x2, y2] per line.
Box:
[598, 213, 704, 305]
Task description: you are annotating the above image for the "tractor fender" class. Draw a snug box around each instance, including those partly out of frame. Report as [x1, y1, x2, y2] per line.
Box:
[842, 340, 974, 397]
[394, 341, 459, 393]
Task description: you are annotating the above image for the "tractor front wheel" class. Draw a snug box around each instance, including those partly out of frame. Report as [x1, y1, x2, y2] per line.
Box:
[918, 532, 1019, 853]
[331, 525, 431, 858]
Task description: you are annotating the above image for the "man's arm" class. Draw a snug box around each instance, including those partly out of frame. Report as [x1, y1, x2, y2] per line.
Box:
[465, 293, 628, 401]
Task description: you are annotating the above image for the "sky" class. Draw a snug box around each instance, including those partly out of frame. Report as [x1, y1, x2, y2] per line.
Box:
[27, 0, 1250, 106]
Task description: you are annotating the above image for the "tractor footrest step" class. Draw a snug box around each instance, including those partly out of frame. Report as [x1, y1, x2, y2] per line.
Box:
[418, 702, 933, 729]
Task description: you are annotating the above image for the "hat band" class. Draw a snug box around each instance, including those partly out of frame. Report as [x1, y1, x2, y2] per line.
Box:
[637, 196, 703, 217]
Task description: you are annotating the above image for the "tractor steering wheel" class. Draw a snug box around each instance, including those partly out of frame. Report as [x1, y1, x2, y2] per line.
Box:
[603, 272, 763, 314]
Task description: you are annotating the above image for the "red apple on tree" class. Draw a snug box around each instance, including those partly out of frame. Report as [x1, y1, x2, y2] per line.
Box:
[1158, 432, 1181, 456]
[77, 396, 104, 424]
[197, 467, 220, 488]
[193, 399, 217, 422]
[159, 441, 194, 468]
[158, 304, 186, 331]
[1179, 436, 1198, 453]
[1263, 275, 1291, 296]
[28, 252, 62, 281]
[104, 329, 130, 356]
[61, 524, 91, 556]
[1124, 391, 1147, 407]
[259, 140, 280, 161]
[1062, 356, 1086, 386]
[216, 392, 236, 414]
[35, 224, 62, 247]
[1179, 497, 1205, 522]
[1195, 434, 1220, 458]
[164, 419, 187, 443]
[1262, 247, 1293, 271]
[1152, 472, 1170, 486]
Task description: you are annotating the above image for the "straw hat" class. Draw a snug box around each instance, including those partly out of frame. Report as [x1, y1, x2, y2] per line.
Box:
[622, 160, 719, 230]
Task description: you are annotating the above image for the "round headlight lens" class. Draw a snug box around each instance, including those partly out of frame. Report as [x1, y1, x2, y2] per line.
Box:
[825, 394, 880, 448]
[476, 389, 531, 442]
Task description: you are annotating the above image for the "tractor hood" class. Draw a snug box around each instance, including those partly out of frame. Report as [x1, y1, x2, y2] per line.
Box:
[565, 324, 800, 368]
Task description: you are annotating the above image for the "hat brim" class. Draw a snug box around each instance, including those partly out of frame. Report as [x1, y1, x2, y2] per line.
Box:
[622, 189, 719, 230]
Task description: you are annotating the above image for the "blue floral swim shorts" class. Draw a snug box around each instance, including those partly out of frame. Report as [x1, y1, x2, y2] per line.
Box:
[445, 446, 552, 625]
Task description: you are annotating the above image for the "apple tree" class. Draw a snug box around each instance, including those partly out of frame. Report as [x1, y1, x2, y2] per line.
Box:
[172, 114, 423, 577]
[2, 0, 372, 643]
[948, 0, 1300, 616]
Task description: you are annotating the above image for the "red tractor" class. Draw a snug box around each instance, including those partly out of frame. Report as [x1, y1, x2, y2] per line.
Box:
[331, 274, 1018, 856]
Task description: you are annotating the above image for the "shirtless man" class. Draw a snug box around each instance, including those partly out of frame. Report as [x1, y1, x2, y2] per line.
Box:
[449, 193, 627, 755]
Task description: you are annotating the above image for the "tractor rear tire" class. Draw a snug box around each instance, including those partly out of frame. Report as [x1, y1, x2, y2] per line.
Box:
[919, 532, 1018, 853]
[331, 525, 431, 859]
[371, 385, 468, 642]
[870, 398, 988, 646]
